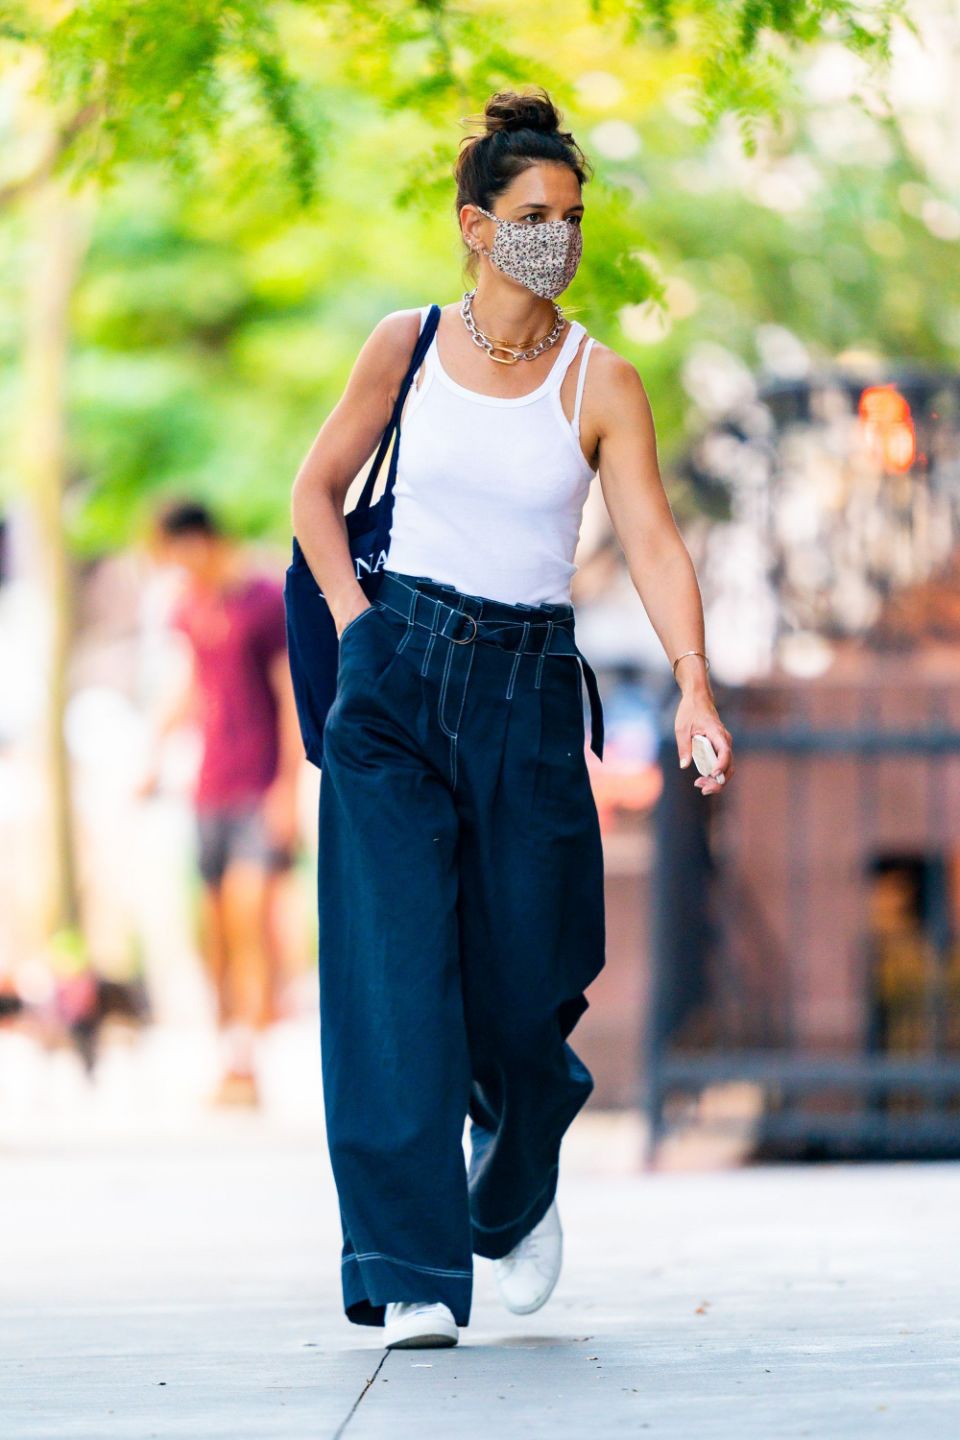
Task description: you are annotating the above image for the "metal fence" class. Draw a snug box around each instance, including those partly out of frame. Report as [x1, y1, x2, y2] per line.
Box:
[643, 683, 960, 1162]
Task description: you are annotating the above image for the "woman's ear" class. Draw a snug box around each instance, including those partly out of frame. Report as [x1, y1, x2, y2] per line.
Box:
[460, 204, 484, 255]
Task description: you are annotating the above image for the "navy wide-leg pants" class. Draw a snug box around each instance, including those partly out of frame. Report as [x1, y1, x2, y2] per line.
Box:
[317, 568, 606, 1328]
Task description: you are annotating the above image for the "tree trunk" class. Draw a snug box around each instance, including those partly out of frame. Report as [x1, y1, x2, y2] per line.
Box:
[20, 174, 92, 943]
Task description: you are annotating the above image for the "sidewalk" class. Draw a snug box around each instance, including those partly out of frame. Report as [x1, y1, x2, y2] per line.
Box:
[5, 1088, 960, 1440]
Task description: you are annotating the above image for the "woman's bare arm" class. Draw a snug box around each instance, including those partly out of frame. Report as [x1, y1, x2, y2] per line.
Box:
[587, 346, 734, 795]
[291, 308, 423, 637]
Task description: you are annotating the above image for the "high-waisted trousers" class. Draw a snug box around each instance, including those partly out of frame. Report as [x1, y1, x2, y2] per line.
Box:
[317, 567, 606, 1328]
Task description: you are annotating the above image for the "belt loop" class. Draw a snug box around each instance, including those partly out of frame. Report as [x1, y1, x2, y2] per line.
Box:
[505, 621, 529, 701]
[438, 597, 455, 641]
[534, 619, 554, 690]
[420, 593, 441, 675]
[387, 573, 417, 652]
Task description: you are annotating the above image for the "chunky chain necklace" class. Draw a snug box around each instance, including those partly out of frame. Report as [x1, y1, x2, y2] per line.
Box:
[460, 289, 566, 365]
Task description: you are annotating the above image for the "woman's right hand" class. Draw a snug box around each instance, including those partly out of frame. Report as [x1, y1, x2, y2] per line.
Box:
[335, 600, 373, 639]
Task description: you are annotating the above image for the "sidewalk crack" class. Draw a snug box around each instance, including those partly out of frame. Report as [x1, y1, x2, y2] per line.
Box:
[331, 1351, 391, 1438]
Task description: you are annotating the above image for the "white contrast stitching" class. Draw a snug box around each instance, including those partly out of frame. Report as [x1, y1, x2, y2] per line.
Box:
[342, 1251, 473, 1278]
[505, 621, 530, 700]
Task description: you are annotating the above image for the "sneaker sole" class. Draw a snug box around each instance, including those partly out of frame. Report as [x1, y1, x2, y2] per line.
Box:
[385, 1332, 459, 1350]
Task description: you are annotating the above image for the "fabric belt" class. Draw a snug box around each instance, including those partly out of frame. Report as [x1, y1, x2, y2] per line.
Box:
[376, 570, 604, 761]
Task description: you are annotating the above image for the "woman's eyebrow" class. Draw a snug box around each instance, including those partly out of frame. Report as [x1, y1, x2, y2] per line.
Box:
[510, 202, 585, 214]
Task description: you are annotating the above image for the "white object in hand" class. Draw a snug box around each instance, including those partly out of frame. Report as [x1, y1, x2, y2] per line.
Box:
[691, 732, 721, 778]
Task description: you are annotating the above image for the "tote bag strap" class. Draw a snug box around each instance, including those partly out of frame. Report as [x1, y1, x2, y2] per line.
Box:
[355, 303, 442, 513]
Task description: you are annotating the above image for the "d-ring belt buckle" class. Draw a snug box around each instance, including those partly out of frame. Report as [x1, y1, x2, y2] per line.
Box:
[449, 612, 478, 644]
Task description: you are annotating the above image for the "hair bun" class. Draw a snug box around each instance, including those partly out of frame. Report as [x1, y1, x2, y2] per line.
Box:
[453, 85, 591, 235]
[482, 88, 561, 138]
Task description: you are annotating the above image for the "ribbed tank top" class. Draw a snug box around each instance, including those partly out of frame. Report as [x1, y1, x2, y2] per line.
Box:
[385, 304, 598, 606]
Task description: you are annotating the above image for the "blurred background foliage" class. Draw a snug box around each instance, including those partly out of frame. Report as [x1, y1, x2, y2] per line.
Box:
[2, 0, 957, 954]
[0, 0, 949, 555]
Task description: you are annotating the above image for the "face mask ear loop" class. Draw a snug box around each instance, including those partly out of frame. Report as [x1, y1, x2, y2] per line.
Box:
[472, 204, 496, 261]
[477, 203, 500, 259]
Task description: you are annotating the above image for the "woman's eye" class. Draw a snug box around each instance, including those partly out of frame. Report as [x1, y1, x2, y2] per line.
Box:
[519, 212, 581, 224]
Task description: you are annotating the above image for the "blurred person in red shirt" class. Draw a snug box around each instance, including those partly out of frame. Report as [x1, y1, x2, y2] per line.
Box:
[139, 499, 303, 1106]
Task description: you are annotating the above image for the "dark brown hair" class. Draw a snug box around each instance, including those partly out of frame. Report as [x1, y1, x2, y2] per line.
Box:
[455, 87, 592, 281]
[154, 498, 222, 539]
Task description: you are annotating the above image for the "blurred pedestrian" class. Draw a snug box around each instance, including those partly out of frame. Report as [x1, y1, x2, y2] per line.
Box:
[139, 500, 302, 1106]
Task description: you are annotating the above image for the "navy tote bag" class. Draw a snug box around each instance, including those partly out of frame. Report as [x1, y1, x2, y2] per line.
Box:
[284, 303, 442, 768]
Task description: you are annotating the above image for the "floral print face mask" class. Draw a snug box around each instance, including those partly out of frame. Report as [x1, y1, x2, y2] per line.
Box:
[473, 204, 583, 300]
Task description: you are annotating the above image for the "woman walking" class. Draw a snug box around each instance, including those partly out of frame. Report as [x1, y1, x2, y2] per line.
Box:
[291, 86, 734, 1350]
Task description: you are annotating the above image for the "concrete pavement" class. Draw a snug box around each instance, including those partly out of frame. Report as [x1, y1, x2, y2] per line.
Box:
[4, 1101, 960, 1439]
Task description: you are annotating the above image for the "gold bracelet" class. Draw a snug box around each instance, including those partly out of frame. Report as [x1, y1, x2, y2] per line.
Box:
[672, 649, 710, 680]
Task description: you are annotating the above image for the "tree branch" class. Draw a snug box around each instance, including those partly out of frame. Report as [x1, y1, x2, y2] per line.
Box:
[0, 101, 101, 214]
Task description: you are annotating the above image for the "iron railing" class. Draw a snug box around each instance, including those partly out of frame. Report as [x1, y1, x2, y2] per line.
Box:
[644, 686, 960, 1162]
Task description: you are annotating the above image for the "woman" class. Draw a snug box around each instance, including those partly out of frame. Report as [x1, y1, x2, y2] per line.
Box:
[291, 87, 734, 1351]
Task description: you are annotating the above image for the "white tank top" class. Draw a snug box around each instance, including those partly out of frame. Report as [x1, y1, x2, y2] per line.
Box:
[385, 304, 598, 605]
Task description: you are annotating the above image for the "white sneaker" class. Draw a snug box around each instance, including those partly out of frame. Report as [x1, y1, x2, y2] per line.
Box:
[383, 1301, 459, 1349]
[492, 1199, 563, 1315]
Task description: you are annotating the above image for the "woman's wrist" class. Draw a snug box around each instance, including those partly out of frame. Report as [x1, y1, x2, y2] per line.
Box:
[674, 652, 712, 698]
[330, 587, 370, 635]
[680, 680, 714, 706]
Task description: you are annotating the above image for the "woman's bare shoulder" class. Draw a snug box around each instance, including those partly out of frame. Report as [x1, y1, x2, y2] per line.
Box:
[371, 305, 426, 349]
[579, 334, 657, 445]
[352, 305, 438, 389]
[369, 303, 447, 357]
[583, 335, 646, 394]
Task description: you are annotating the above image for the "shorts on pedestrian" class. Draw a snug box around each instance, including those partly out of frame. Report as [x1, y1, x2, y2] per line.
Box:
[195, 799, 275, 886]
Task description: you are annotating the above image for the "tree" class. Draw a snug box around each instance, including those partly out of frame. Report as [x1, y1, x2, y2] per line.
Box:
[0, 0, 912, 959]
